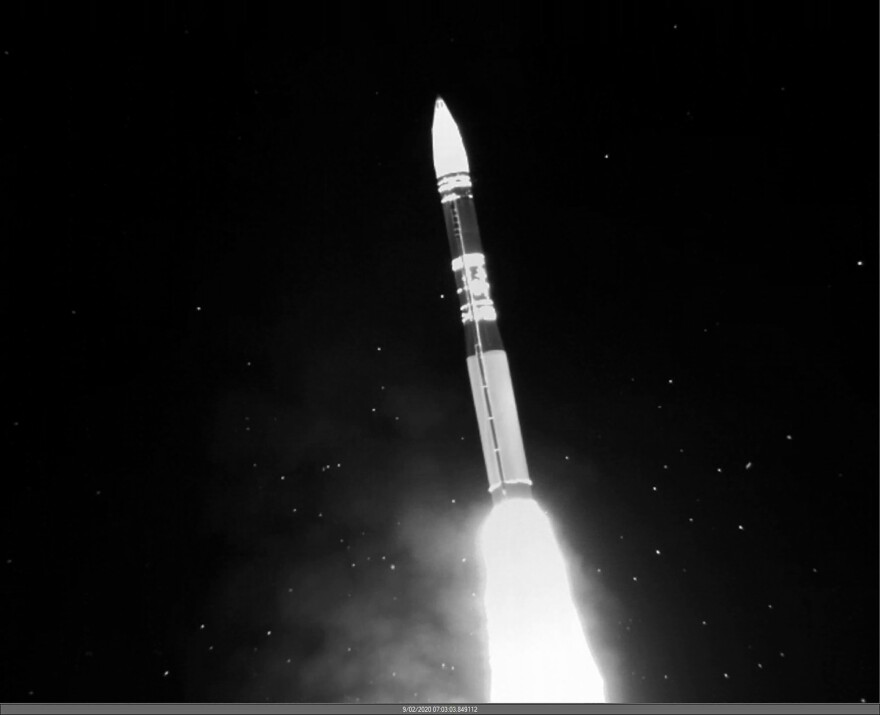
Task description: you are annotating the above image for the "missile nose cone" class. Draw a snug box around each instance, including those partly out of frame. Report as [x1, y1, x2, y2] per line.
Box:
[432, 97, 470, 179]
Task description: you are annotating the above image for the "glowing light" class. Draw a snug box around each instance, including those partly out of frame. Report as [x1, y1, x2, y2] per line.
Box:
[452, 253, 498, 323]
[451, 252, 485, 273]
[478, 498, 606, 702]
[461, 302, 498, 324]
[439, 173, 473, 199]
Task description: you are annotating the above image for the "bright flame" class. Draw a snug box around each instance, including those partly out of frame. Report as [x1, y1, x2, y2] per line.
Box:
[478, 497, 606, 703]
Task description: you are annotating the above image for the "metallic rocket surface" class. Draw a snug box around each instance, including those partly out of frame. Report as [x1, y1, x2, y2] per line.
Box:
[431, 98, 533, 503]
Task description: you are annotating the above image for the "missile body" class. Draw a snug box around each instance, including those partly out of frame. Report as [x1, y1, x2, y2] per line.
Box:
[432, 98, 532, 503]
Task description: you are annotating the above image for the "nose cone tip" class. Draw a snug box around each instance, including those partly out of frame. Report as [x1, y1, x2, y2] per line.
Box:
[432, 97, 449, 125]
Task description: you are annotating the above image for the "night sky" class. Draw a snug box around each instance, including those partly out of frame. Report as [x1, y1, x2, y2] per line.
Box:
[3, 2, 877, 705]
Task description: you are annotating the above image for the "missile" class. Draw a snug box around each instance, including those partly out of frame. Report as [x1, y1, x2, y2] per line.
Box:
[432, 97, 533, 504]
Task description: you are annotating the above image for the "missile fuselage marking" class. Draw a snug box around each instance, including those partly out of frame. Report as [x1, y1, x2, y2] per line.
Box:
[449, 199, 508, 487]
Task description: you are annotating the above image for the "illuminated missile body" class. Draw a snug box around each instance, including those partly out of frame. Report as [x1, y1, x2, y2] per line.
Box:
[433, 99, 608, 702]
[432, 98, 533, 503]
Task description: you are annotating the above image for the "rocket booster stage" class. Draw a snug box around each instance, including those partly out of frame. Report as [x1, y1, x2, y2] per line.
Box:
[432, 98, 532, 503]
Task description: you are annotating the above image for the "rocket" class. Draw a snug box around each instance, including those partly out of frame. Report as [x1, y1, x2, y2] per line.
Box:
[432, 97, 533, 504]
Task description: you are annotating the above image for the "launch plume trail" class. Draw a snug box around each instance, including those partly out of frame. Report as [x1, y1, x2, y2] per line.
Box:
[432, 98, 607, 702]
[480, 499, 605, 702]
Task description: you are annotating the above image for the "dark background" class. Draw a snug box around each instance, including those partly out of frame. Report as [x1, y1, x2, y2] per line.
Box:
[2, 1, 877, 704]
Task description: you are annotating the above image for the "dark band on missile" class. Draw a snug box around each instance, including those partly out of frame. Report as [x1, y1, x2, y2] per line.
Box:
[442, 195, 482, 257]
[442, 189, 507, 355]
[464, 329, 504, 356]
[490, 481, 534, 504]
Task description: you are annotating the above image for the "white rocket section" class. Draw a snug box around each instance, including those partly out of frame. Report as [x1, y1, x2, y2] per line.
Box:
[432, 98, 470, 179]
[466, 350, 533, 494]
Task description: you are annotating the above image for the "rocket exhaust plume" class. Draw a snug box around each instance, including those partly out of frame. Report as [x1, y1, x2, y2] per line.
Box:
[431, 98, 607, 702]
[479, 499, 605, 702]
